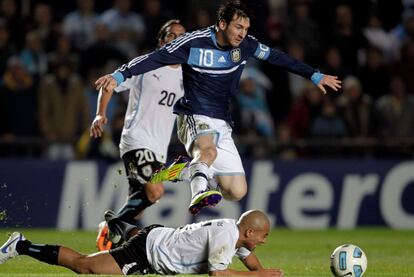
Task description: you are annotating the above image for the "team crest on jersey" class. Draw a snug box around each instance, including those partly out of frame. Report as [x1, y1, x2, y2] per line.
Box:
[142, 165, 153, 177]
[231, 48, 241, 62]
[198, 123, 210, 131]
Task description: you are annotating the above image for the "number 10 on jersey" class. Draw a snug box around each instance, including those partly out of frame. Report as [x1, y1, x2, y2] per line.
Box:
[199, 49, 214, 67]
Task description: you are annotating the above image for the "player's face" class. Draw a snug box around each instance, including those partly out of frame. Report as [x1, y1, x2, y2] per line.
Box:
[162, 24, 186, 45]
[244, 224, 270, 251]
[222, 15, 250, 47]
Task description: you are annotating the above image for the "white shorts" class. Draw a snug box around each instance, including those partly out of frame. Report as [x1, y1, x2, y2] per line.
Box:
[177, 114, 245, 176]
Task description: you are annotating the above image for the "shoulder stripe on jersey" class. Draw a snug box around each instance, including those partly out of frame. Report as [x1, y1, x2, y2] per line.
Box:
[169, 29, 209, 46]
[118, 64, 128, 72]
[128, 54, 150, 67]
[247, 34, 258, 41]
[190, 61, 247, 74]
[166, 31, 211, 53]
[118, 54, 150, 72]
[169, 29, 210, 48]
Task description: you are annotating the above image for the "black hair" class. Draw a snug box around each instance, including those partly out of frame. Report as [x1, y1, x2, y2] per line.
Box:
[157, 19, 182, 47]
[216, 0, 252, 26]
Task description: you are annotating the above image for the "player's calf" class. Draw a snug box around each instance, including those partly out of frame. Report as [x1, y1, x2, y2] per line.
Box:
[221, 185, 247, 201]
[145, 182, 164, 202]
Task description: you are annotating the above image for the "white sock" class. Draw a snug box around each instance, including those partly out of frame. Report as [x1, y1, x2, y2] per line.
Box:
[189, 162, 209, 197]
[207, 177, 219, 191]
[180, 167, 220, 193]
[178, 166, 190, 180]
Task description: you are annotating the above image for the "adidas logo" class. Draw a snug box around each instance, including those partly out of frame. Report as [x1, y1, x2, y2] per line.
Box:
[218, 56, 226, 63]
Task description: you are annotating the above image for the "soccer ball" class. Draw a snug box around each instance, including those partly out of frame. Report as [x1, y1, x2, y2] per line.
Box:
[330, 244, 367, 277]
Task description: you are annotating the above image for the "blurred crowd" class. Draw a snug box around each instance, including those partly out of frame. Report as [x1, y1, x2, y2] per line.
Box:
[0, 0, 414, 160]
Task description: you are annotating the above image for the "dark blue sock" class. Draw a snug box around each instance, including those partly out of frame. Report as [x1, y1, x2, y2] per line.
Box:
[116, 189, 153, 224]
[16, 240, 60, 265]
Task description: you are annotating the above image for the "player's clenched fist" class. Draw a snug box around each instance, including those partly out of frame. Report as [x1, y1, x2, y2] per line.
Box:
[95, 74, 117, 93]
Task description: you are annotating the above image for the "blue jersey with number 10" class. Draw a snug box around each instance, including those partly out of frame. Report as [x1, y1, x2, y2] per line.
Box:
[113, 26, 316, 123]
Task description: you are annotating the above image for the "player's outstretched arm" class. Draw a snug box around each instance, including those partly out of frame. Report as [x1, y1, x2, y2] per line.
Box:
[257, 41, 341, 95]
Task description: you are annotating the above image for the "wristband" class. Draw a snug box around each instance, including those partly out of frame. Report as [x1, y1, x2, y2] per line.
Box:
[111, 71, 124, 86]
[311, 72, 324, 85]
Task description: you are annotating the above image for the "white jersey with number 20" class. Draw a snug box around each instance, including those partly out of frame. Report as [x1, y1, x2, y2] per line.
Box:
[146, 219, 251, 274]
[115, 66, 183, 162]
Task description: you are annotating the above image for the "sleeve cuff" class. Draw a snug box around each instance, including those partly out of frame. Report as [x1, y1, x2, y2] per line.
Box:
[111, 71, 125, 86]
[311, 72, 324, 85]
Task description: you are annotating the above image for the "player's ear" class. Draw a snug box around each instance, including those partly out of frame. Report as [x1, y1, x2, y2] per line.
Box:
[245, 228, 254, 238]
[218, 19, 227, 31]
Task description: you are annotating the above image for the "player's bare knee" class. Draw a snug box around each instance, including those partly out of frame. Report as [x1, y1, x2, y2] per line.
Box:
[225, 186, 247, 201]
[145, 183, 164, 202]
[228, 191, 246, 201]
[199, 145, 217, 164]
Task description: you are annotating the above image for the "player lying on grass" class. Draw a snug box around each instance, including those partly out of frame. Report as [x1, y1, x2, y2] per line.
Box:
[0, 210, 283, 276]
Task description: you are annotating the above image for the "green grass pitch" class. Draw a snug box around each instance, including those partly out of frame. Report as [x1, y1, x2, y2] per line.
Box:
[0, 228, 413, 276]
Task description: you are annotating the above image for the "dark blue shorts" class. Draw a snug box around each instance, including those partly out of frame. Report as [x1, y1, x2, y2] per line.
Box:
[109, 224, 163, 275]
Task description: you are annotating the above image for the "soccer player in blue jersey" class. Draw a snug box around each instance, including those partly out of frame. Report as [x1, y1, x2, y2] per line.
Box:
[95, 0, 342, 215]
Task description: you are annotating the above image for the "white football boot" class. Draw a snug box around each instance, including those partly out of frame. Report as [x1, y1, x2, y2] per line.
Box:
[0, 232, 25, 264]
